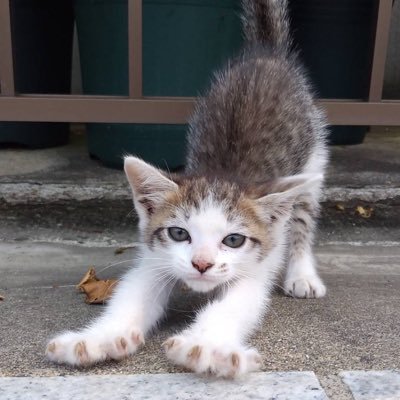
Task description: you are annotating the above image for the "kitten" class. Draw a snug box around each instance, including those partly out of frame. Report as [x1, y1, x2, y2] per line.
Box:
[46, 0, 328, 377]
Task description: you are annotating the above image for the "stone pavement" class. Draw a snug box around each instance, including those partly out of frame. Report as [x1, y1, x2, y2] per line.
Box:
[0, 127, 399, 399]
[0, 372, 400, 399]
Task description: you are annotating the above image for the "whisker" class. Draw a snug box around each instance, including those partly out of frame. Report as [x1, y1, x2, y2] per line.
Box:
[97, 259, 138, 274]
[96, 256, 169, 273]
[149, 274, 176, 308]
[166, 307, 193, 314]
[151, 271, 174, 282]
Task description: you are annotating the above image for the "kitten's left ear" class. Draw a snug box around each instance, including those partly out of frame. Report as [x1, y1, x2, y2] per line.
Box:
[124, 156, 178, 225]
[256, 174, 323, 222]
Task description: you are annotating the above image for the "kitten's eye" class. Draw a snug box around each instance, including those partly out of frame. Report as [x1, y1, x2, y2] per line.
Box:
[222, 234, 246, 248]
[168, 227, 190, 242]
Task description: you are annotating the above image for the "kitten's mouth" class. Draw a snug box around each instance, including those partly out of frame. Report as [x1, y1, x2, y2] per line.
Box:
[187, 273, 217, 282]
[184, 274, 221, 292]
[186, 274, 216, 282]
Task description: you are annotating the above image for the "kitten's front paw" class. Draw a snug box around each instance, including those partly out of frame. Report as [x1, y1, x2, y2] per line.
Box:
[284, 274, 326, 298]
[45, 328, 144, 366]
[162, 335, 262, 378]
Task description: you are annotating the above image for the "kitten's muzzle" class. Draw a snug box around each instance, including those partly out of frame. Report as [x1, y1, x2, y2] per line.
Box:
[191, 260, 214, 274]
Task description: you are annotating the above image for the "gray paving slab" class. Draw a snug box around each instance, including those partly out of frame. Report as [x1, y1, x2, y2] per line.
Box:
[340, 370, 400, 400]
[0, 372, 328, 400]
[0, 242, 137, 288]
[318, 374, 354, 400]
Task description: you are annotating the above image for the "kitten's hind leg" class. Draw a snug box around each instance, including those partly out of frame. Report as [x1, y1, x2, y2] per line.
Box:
[284, 193, 326, 298]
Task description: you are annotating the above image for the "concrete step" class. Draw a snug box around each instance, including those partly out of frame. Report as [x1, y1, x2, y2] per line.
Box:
[0, 129, 399, 207]
[1, 200, 399, 249]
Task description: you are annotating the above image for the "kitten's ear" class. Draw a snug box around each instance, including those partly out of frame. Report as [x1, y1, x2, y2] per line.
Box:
[256, 174, 323, 222]
[124, 156, 178, 224]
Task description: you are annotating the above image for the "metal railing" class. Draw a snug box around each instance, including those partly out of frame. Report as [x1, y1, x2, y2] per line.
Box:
[0, 0, 399, 126]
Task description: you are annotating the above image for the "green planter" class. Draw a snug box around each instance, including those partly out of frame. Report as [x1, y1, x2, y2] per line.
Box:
[0, 0, 74, 148]
[74, 0, 242, 169]
[289, 0, 377, 145]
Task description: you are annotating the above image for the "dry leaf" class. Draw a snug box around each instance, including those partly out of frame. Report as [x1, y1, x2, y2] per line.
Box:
[335, 203, 345, 211]
[355, 205, 374, 218]
[114, 246, 132, 255]
[77, 267, 118, 304]
[114, 244, 139, 255]
[76, 267, 97, 292]
[80, 279, 118, 304]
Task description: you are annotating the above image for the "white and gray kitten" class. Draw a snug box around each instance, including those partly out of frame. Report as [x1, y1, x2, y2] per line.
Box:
[46, 0, 328, 377]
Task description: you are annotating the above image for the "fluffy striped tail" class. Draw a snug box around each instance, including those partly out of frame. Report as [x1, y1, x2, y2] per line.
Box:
[241, 0, 291, 53]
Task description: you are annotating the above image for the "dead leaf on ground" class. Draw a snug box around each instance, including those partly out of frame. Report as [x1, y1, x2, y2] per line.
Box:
[114, 243, 140, 255]
[114, 246, 132, 255]
[76, 267, 97, 291]
[76, 267, 118, 304]
[335, 203, 345, 211]
[355, 205, 374, 219]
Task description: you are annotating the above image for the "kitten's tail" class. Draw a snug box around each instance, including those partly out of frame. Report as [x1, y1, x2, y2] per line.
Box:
[241, 0, 291, 54]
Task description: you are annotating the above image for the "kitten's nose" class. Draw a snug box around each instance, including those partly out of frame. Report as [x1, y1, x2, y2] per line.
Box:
[191, 259, 214, 274]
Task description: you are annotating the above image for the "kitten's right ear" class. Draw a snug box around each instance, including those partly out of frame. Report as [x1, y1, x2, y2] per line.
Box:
[255, 173, 322, 223]
[124, 156, 178, 224]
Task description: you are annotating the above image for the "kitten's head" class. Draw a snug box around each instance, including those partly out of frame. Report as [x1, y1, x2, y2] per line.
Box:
[125, 156, 321, 293]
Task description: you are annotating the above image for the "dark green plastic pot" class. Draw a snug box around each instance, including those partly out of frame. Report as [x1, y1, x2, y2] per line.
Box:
[0, 0, 74, 148]
[74, 0, 243, 169]
[289, 0, 377, 145]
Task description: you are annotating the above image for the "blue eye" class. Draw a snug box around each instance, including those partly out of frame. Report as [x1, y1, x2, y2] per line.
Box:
[222, 234, 246, 248]
[168, 227, 190, 242]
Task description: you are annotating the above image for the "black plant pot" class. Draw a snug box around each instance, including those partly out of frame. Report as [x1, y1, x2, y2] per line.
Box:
[0, 0, 74, 148]
[290, 0, 377, 145]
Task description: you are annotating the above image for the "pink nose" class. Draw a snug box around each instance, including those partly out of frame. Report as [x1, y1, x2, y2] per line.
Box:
[191, 259, 214, 274]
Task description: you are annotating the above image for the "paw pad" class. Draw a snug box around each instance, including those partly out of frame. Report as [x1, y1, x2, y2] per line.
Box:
[231, 353, 240, 368]
[163, 335, 262, 377]
[116, 337, 128, 352]
[284, 276, 326, 298]
[187, 345, 202, 361]
[74, 341, 89, 364]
